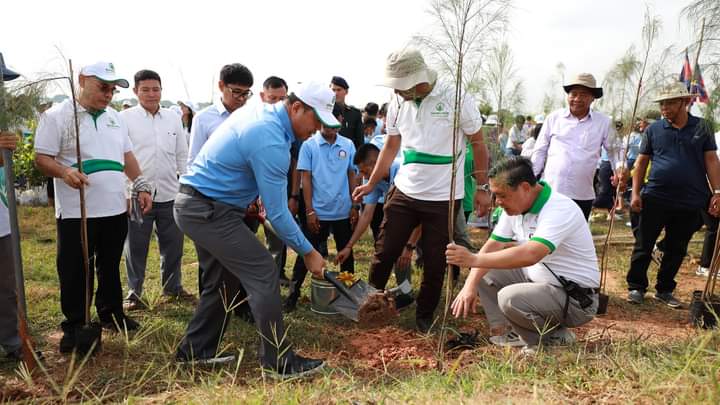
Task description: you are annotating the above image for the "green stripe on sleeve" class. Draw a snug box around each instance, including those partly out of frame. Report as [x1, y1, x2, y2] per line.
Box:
[490, 234, 513, 243]
[72, 159, 124, 175]
[530, 237, 556, 253]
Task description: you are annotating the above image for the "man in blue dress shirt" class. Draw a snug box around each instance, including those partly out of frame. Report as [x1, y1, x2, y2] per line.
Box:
[174, 81, 337, 378]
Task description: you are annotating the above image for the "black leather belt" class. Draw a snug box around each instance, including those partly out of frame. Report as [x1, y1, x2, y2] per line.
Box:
[179, 184, 213, 201]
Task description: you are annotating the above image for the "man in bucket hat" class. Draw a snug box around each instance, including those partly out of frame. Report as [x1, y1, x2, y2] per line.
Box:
[626, 82, 720, 308]
[173, 81, 330, 377]
[531, 73, 626, 220]
[354, 48, 490, 333]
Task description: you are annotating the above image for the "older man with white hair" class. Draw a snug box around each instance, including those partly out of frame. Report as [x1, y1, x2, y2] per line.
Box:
[34, 62, 152, 354]
[531, 73, 626, 220]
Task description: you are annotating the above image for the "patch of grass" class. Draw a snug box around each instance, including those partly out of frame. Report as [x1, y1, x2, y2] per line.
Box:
[1, 206, 719, 403]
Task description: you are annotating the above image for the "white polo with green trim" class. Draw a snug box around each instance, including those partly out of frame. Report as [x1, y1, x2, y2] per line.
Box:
[386, 82, 482, 201]
[490, 182, 600, 288]
[35, 100, 132, 219]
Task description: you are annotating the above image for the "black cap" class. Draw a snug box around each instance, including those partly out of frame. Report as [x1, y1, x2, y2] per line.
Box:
[331, 76, 349, 90]
[0, 52, 20, 81]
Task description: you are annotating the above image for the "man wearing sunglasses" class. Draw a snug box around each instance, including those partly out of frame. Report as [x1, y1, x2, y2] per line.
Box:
[34, 62, 152, 354]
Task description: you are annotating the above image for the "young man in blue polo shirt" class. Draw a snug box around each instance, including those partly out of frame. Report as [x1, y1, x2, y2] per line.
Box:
[284, 105, 358, 311]
[627, 83, 720, 307]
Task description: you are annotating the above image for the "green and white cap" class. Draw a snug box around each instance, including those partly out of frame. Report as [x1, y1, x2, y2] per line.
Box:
[295, 81, 341, 128]
[80, 62, 129, 88]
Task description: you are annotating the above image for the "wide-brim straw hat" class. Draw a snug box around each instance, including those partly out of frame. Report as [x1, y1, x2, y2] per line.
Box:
[653, 82, 695, 103]
[381, 48, 437, 91]
[563, 73, 603, 99]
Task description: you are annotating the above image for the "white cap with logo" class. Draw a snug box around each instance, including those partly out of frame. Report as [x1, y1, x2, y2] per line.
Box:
[80, 62, 129, 88]
[294, 81, 340, 128]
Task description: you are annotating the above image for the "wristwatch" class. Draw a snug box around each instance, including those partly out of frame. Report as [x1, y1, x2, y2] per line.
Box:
[478, 183, 490, 192]
[290, 194, 300, 200]
[405, 243, 416, 251]
[352, 204, 361, 210]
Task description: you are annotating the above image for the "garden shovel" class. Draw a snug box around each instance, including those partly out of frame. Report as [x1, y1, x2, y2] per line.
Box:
[324, 270, 398, 326]
[67, 60, 101, 355]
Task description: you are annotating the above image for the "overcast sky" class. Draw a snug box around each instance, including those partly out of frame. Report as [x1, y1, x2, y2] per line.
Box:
[2, 0, 699, 113]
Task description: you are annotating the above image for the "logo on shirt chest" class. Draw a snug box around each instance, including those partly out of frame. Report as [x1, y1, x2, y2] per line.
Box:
[107, 118, 120, 129]
[430, 103, 450, 118]
[524, 216, 538, 238]
[338, 149, 348, 159]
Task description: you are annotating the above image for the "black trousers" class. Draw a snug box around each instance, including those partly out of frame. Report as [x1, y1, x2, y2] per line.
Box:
[56, 213, 127, 332]
[699, 210, 718, 268]
[573, 199, 593, 221]
[627, 197, 700, 293]
[291, 218, 354, 292]
[593, 161, 615, 210]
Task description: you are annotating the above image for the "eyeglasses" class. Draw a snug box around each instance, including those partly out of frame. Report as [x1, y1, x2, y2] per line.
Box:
[226, 86, 253, 99]
[93, 80, 118, 95]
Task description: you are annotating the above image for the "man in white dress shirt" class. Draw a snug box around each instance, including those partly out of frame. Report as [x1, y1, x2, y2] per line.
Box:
[121, 70, 190, 310]
[530, 73, 625, 220]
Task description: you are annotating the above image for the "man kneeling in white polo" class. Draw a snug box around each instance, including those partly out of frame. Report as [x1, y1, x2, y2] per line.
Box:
[446, 156, 599, 353]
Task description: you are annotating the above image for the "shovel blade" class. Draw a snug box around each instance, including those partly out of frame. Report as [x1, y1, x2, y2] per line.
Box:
[328, 277, 380, 322]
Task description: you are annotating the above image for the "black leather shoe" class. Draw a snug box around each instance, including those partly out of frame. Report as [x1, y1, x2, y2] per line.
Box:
[283, 292, 299, 313]
[101, 314, 141, 332]
[268, 354, 324, 379]
[395, 293, 415, 311]
[416, 317, 434, 334]
[59, 330, 76, 353]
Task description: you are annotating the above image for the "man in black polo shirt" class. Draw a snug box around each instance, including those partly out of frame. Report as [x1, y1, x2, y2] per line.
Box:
[627, 82, 720, 307]
[330, 76, 364, 149]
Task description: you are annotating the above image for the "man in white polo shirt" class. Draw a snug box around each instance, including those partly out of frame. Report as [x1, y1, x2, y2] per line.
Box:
[354, 48, 490, 333]
[447, 157, 599, 353]
[120, 70, 190, 310]
[34, 62, 152, 354]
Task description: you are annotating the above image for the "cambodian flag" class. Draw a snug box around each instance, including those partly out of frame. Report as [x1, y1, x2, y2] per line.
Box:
[679, 49, 693, 90]
[691, 62, 710, 104]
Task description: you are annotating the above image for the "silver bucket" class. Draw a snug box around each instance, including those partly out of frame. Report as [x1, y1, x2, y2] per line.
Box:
[311, 277, 339, 315]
